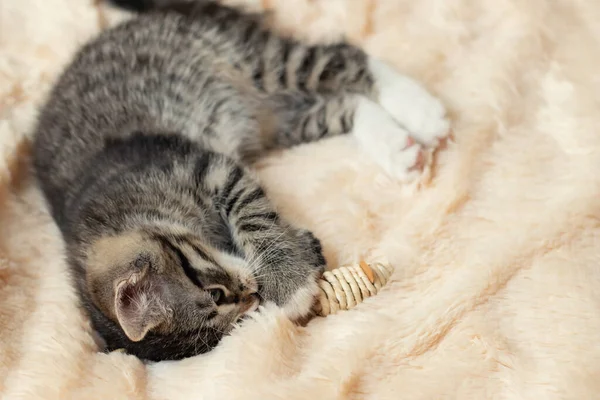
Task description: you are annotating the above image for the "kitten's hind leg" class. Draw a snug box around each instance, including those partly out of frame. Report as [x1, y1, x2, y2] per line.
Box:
[265, 91, 355, 148]
[301, 42, 451, 148]
[266, 91, 426, 182]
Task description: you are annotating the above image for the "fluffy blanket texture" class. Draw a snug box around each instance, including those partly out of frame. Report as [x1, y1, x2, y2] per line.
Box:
[2, 0, 600, 398]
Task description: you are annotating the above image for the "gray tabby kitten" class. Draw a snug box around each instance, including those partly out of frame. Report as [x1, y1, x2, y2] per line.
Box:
[31, 0, 449, 361]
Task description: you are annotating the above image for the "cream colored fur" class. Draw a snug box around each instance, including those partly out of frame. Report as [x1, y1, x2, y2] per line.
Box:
[2, 0, 600, 398]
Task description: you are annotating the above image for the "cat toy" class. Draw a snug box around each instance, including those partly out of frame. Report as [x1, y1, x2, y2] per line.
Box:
[314, 260, 394, 316]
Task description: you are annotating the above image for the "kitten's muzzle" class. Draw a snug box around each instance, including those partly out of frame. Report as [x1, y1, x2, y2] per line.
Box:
[240, 293, 260, 314]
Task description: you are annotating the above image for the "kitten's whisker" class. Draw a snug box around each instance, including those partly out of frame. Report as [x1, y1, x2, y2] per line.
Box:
[253, 226, 293, 261]
[245, 214, 280, 253]
[243, 219, 283, 270]
[245, 224, 292, 273]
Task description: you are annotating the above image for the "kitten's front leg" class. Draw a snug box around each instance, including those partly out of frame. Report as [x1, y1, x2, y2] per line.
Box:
[209, 158, 325, 320]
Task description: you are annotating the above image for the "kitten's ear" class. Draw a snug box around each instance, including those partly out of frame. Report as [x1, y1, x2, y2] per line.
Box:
[86, 231, 173, 342]
[114, 269, 171, 342]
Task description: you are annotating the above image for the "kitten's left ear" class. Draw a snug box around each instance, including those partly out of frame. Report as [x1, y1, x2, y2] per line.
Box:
[86, 230, 174, 342]
[114, 269, 172, 342]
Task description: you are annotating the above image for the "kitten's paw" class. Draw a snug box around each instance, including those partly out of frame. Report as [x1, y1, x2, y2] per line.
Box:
[281, 275, 321, 321]
[256, 229, 325, 321]
[369, 58, 451, 148]
[352, 96, 427, 182]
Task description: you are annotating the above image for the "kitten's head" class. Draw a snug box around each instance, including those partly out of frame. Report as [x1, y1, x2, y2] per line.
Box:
[84, 229, 259, 361]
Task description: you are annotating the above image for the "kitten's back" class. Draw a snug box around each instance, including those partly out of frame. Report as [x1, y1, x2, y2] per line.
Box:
[33, 4, 260, 219]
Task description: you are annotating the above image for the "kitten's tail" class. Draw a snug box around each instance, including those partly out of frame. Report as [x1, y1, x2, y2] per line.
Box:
[108, 0, 210, 13]
[107, 0, 159, 12]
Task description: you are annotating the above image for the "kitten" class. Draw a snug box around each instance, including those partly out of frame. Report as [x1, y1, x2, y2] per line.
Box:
[31, 0, 450, 361]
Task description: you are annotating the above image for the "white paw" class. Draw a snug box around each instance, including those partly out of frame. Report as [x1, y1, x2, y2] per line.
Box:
[352, 96, 426, 182]
[368, 58, 450, 148]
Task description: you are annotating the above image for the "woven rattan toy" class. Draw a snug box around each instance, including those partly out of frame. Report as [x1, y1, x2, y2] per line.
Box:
[314, 260, 394, 316]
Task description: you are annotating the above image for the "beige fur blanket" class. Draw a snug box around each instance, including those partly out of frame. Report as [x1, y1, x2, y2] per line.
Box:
[2, 0, 600, 398]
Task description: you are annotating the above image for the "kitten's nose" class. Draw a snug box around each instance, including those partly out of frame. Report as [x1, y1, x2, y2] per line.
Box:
[240, 293, 260, 314]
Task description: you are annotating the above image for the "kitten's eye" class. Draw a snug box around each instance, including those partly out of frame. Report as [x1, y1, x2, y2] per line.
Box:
[209, 288, 225, 304]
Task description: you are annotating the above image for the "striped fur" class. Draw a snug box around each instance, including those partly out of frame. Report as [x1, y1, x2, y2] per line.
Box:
[31, 0, 449, 361]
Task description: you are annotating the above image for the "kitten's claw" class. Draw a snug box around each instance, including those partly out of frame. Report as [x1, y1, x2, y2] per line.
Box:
[388, 138, 427, 182]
